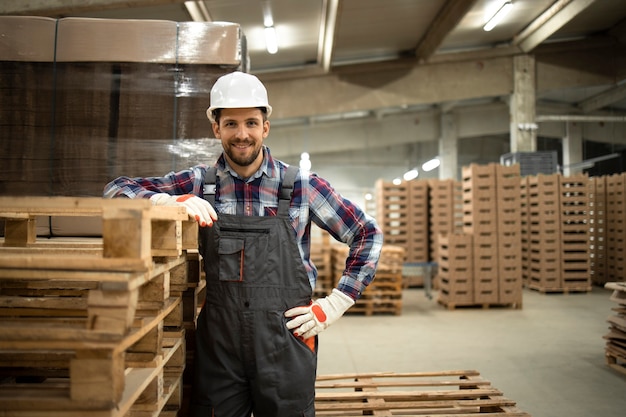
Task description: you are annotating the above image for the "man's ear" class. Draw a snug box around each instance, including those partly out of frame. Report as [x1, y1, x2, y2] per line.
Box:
[212, 122, 220, 138]
[263, 120, 270, 138]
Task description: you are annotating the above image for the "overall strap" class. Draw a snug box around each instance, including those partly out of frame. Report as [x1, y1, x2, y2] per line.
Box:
[278, 165, 299, 216]
[203, 166, 217, 206]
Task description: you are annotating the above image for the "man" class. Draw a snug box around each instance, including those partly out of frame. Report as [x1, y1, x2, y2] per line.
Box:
[103, 71, 383, 416]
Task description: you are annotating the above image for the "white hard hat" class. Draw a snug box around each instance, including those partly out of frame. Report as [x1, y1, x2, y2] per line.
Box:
[206, 71, 272, 122]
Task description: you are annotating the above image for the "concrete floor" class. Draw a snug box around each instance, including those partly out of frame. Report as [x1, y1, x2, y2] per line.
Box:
[317, 286, 626, 417]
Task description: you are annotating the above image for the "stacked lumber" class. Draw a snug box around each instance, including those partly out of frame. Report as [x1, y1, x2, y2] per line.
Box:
[0, 197, 201, 416]
[315, 369, 531, 416]
[604, 282, 626, 376]
[333, 245, 405, 315]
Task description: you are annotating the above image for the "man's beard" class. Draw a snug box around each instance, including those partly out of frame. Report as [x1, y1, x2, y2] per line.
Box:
[225, 143, 261, 167]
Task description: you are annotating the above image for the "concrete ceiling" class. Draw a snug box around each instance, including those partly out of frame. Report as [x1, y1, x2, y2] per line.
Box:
[4, 0, 626, 119]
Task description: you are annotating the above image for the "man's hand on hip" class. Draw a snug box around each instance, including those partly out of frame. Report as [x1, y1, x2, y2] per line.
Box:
[284, 289, 355, 339]
[150, 193, 218, 227]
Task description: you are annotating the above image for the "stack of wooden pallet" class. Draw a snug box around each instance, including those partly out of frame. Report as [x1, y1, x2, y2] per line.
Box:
[315, 369, 530, 416]
[0, 197, 202, 416]
[333, 244, 405, 315]
[604, 282, 626, 376]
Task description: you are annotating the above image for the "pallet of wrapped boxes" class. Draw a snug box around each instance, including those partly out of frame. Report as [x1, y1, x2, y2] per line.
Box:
[604, 282, 626, 376]
[0, 197, 202, 417]
[333, 244, 405, 315]
[315, 369, 530, 416]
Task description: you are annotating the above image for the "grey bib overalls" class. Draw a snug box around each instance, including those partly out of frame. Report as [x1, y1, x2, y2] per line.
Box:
[190, 166, 317, 417]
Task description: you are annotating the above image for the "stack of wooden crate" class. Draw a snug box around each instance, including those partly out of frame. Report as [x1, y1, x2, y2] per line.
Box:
[527, 174, 563, 291]
[0, 197, 201, 416]
[333, 244, 405, 315]
[375, 179, 429, 264]
[604, 282, 626, 376]
[525, 173, 591, 293]
[589, 176, 608, 285]
[428, 179, 462, 265]
[463, 164, 500, 305]
[442, 163, 522, 308]
[520, 176, 531, 287]
[406, 181, 430, 263]
[437, 233, 474, 307]
[375, 180, 410, 250]
[605, 173, 626, 283]
[559, 174, 591, 291]
[497, 165, 523, 304]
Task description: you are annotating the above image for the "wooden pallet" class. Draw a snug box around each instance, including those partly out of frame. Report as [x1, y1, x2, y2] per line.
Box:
[605, 282, 626, 377]
[0, 197, 198, 415]
[438, 298, 522, 310]
[315, 370, 531, 416]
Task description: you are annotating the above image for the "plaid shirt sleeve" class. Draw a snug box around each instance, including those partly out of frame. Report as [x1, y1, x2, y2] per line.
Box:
[103, 164, 209, 199]
[307, 173, 383, 300]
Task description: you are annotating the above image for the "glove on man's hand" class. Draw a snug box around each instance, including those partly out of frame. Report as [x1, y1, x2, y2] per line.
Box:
[285, 289, 355, 339]
[150, 193, 218, 227]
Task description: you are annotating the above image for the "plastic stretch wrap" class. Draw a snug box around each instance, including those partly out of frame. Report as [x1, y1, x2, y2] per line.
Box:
[0, 16, 244, 197]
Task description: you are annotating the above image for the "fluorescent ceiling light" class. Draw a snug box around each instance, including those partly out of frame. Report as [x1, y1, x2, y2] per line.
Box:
[422, 157, 441, 172]
[403, 168, 419, 181]
[264, 26, 278, 54]
[392, 178, 402, 185]
[483, 1, 513, 32]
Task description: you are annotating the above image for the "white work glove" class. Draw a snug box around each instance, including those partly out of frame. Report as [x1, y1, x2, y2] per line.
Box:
[285, 289, 355, 339]
[149, 193, 218, 227]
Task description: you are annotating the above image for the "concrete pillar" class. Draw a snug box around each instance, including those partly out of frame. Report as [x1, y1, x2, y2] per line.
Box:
[562, 121, 583, 176]
[439, 111, 458, 180]
[510, 54, 537, 153]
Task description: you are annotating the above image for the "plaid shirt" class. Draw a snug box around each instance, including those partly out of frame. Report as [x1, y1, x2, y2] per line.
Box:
[103, 146, 382, 300]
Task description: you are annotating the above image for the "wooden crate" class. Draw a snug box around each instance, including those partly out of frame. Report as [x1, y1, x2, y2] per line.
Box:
[0, 197, 197, 416]
[437, 233, 474, 307]
[315, 370, 531, 416]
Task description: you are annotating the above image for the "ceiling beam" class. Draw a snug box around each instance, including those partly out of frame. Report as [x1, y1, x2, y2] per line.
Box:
[319, 0, 340, 72]
[0, 0, 188, 16]
[414, 0, 478, 62]
[578, 82, 626, 112]
[513, 0, 596, 53]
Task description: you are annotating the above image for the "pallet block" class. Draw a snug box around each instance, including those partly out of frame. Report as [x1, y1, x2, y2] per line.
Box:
[315, 370, 531, 416]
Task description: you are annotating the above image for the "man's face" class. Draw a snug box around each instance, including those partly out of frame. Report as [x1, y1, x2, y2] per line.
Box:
[212, 108, 269, 173]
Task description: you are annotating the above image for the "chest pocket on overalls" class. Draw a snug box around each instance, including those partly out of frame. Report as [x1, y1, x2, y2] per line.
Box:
[218, 228, 270, 282]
